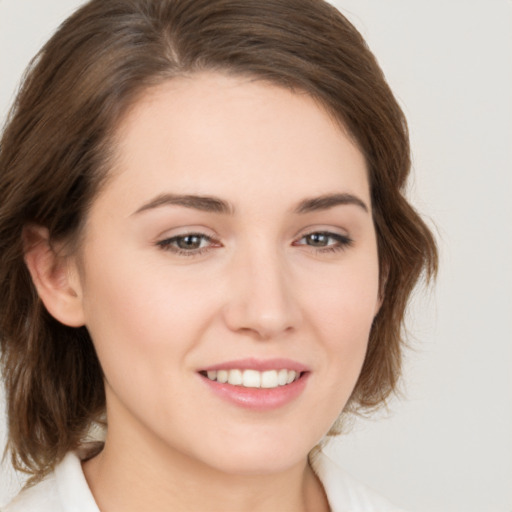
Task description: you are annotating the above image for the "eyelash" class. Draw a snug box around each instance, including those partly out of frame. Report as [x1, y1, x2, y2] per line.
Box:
[156, 231, 353, 257]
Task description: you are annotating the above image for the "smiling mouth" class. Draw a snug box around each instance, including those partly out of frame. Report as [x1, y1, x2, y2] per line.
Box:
[199, 369, 304, 389]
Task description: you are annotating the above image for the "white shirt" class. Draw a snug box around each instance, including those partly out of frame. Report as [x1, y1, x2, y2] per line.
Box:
[2, 449, 406, 512]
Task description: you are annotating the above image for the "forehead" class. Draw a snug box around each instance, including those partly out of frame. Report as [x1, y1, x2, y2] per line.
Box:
[100, 72, 370, 213]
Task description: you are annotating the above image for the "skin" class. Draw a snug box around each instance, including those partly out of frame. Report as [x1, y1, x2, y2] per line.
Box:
[27, 73, 380, 512]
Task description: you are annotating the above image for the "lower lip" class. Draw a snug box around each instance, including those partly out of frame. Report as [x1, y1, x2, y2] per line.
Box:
[199, 373, 310, 411]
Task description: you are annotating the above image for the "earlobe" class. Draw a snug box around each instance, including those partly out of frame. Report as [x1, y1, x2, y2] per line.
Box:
[23, 224, 85, 327]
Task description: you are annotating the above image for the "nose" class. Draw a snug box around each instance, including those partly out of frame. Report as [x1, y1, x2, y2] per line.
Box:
[222, 244, 302, 340]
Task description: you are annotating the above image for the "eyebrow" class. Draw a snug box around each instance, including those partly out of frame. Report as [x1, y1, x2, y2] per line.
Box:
[293, 193, 369, 214]
[132, 192, 369, 216]
[132, 193, 233, 215]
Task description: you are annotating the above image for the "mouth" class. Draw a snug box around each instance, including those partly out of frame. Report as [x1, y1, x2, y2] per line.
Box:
[198, 368, 304, 389]
[197, 359, 310, 410]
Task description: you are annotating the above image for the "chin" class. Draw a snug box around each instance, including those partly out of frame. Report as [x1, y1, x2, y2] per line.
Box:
[190, 429, 318, 476]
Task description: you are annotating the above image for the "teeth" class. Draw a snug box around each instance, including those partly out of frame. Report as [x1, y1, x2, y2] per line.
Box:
[261, 370, 278, 388]
[203, 369, 301, 389]
[277, 369, 288, 386]
[228, 369, 243, 385]
[243, 369, 261, 388]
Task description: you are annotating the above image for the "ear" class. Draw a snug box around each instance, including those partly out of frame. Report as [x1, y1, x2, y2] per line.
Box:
[23, 225, 85, 327]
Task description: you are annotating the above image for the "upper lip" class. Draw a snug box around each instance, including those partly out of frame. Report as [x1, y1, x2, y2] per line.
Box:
[200, 358, 310, 373]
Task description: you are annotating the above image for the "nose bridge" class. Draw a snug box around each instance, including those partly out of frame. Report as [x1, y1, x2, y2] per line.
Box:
[223, 235, 300, 338]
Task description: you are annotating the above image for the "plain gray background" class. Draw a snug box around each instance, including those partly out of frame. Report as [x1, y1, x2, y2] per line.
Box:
[1, 1, 511, 511]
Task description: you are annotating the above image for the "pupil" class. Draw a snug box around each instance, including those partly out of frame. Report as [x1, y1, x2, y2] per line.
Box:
[178, 235, 201, 249]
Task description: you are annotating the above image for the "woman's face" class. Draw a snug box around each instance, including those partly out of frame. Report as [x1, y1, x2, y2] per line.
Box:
[73, 73, 380, 474]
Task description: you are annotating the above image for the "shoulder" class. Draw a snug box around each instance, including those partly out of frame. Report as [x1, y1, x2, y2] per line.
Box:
[2, 449, 99, 512]
[311, 451, 408, 512]
[2, 473, 61, 512]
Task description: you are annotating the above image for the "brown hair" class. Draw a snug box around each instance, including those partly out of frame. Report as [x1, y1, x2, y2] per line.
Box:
[0, 0, 437, 479]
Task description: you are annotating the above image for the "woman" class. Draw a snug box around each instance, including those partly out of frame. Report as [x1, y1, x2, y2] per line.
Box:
[0, 0, 437, 510]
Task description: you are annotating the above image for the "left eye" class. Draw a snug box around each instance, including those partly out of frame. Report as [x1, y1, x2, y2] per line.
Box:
[295, 231, 353, 250]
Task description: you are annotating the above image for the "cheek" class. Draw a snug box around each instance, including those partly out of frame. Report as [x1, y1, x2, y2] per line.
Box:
[79, 244, 227, 383]
[300, 252, 379, 392]
[293, 271, 378, 439]
[304, 258, 379, 343]
[85, 276, 178, 340]
[78, 254, 223, 427]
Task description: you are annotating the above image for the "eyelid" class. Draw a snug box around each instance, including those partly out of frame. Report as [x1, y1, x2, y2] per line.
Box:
[293, 224, 351, 241]
[154, 224, 218, 240]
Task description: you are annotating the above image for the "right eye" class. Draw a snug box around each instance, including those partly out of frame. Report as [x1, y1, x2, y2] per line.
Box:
[156, 233, 220, 256]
